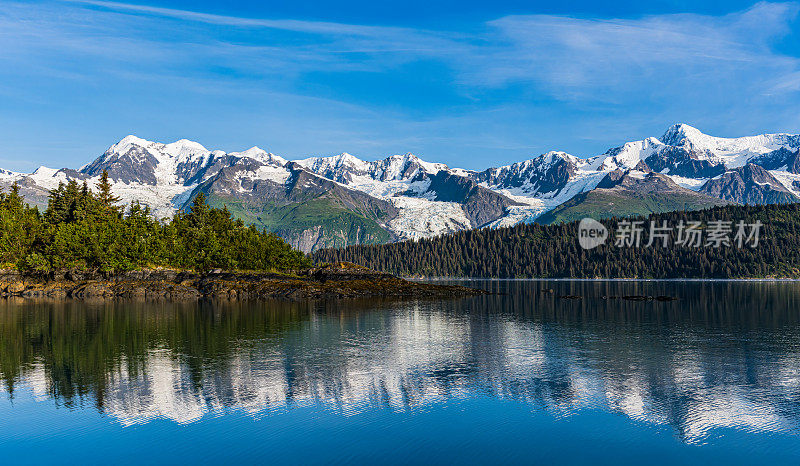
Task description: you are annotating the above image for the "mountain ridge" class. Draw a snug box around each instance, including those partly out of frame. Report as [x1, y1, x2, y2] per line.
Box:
[2, 124, 799, 252]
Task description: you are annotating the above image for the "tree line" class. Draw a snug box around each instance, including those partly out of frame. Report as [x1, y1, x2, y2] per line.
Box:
[0, 172, 309, 273]
[312, 203, 800, 279]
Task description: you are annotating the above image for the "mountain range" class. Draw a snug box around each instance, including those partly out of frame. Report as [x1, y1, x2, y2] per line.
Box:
[2, 124, 799, 252]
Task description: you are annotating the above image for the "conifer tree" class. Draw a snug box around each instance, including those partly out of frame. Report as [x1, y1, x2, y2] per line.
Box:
[188, 192, 210, 222]
[96, 170, 121, 214]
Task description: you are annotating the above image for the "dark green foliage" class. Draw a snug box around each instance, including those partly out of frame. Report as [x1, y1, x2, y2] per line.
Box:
[313, 203, 800, 279]
[0, 183, 40, 267]
[96, 170, 121, 212]
[0, 179, 309, 273]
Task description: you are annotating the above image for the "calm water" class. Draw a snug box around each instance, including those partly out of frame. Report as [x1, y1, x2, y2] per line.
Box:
[1, 280, 800, 464]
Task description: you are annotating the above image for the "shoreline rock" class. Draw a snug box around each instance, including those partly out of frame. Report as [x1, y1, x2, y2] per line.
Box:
[0, 263, 485, 301]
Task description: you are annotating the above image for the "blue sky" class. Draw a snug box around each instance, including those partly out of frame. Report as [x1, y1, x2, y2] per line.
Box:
[1, 0, 799, 171]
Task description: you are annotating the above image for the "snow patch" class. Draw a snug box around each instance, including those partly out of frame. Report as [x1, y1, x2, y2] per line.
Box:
[768, 170, 800, 197]
[667, 175, 709, 191]
[387, 197, 471, 240]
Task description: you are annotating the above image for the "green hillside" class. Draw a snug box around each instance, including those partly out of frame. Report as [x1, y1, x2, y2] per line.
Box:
[537, 189, 729, 224]
[206, 194, 394, 250]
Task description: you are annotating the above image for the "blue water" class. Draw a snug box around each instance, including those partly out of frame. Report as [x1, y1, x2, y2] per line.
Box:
[1, 280, 799, 464]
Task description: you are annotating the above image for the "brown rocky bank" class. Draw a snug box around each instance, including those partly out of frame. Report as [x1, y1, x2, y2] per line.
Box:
[0, 263, 484, 300]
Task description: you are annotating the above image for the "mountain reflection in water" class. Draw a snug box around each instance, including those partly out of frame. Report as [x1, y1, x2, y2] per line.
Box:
[1, 280, 799, 446]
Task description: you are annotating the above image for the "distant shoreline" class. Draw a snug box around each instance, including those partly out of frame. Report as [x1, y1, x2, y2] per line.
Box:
[414, 277, 800, 283]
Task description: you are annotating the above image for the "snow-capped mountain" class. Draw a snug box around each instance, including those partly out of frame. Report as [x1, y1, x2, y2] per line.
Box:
[1, 124, 799, 252]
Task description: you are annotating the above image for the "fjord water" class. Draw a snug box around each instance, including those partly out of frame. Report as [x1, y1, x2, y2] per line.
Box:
[1, 281, 799, 464]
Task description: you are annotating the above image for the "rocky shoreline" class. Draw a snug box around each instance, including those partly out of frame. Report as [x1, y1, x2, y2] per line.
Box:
[0, 263, 485, 300]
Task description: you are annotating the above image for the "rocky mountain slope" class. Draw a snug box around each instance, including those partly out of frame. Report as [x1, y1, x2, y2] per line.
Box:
[536, 171, 729, 224]
[1, 124, 799, 252]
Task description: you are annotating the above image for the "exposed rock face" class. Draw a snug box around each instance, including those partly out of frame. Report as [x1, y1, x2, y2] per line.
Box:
[197, 162, 401, 221]
[0, 265, 484, 300]
[0, 176, 51, 209]
[81, 144, 162, 184]
[276, 225, 387, 253]
[643, 147, 726, 178]
[474, 152, 578, 194]
[283, 225, 328, 253]
[596, 171, 696, 193]
[595, 170, 627, 189]
[422, 172, 522, 227]
[750, 147, 800, 174]
[789, 150, 800, 174]
[284, 167, 400, 219]
[699, 164, 800, 204]
[536, 171, 729, 225]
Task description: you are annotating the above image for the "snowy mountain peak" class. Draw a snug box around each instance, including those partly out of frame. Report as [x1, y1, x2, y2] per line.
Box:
[295, 153, 371, 180]
[162, 139, 209, 158]
[109, 135, 152, 154]
[590, 136, 666, 171]
[106, 135, 210, 163]
[661, 123, 703, 147]
[538, 151, 578, 167]
[376, 153, 431, 180]
[484, 151, 577, 179]
[658, 124, 799, 158]
[0, 168, 18, 179]
[330, 152, 368, 167]
[229, 146, 286, 166]
[395, 153, 448, 175]
[33, 166, 55, 176]
[241, 145, 265, 154]
[385, 153, 420, 165]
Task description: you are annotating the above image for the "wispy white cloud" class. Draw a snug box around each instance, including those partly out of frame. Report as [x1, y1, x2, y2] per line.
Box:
[0, 0, 799, 169]
[68, 0, 424, 36]
[469, 2, 800, 98]
[15, 0, 796, 100]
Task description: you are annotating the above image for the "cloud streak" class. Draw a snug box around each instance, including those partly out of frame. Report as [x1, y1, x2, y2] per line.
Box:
[54, 0, 800, 99]
[0, 0, 800, 98]
[0, 1, 799, 170]
[473, 2, 800, 100]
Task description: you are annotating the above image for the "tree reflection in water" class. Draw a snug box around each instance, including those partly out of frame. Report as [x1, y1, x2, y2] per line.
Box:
[1, 280, 799, 444]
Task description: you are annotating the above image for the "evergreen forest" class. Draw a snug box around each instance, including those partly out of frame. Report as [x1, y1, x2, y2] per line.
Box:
[0, 172, 309, 273]
[313, 203, 800, 279]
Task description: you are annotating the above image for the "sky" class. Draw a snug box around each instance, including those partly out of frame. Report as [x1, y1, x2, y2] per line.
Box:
[1, 0, 799, 171]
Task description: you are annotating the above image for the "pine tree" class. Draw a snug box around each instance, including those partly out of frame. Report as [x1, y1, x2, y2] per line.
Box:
[96, 170, 121, 214]
[188, 193, 210, 224]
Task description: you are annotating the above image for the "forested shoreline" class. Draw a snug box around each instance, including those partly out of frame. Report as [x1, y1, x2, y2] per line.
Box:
[313, 204, 800, 279]
[5, 169, 800, 280]
[0, 172, 309, 273]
